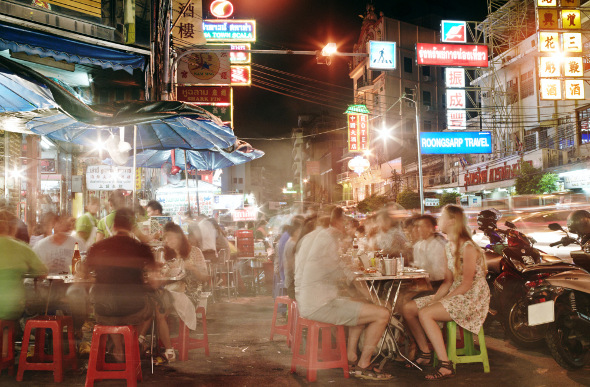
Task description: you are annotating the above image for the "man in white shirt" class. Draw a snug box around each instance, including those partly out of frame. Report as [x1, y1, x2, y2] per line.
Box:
[198, 215, 218, 262]
[34, 215, 85, 275]
[413, 215, 447, 290]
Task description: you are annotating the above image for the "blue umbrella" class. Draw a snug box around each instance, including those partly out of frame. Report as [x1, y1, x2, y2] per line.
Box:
[0, 67, 57, 112]
[104, 141, 264, 170]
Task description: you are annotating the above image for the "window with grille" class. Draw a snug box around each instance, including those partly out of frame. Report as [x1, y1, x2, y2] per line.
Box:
[520, 70, 534, 99]
[506, 78, 518, 105]
[577, 106, 590, 144]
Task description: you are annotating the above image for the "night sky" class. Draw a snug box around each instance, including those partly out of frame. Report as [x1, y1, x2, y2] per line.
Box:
[217, 0, 488, 180]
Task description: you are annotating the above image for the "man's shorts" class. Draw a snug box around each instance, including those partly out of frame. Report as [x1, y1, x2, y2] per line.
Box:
[94, 294, 153, 326]
[305, 298, 363, 327]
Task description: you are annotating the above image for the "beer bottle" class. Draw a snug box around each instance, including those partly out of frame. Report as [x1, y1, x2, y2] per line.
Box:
[71, 242, 81, 275]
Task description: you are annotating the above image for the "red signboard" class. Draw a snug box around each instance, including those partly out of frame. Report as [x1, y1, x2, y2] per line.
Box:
[177, 86, 231, 105]
[347, 113, 369, 152]
[232, 207, 258, 222]
[417, 43, 489, 67]
[231, 65, 251, 85]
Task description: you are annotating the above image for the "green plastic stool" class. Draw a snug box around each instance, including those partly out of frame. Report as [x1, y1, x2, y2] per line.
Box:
[445, 321, 490, 373]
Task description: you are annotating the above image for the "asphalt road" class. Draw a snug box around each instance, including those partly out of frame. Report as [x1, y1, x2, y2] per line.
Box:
[3, 295, 589, 386]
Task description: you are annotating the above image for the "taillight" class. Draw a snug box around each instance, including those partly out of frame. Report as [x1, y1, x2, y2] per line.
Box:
[525, 273, 552, 288]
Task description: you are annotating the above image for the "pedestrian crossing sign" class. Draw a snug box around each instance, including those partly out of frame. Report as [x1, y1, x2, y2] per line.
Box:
[369, 41, 396, 70]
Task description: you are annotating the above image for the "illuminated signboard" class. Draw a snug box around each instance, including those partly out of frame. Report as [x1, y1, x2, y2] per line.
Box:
[231, 207, 258, 222]
[368, 41, 396, 70]
[537, 8, 558, 29]
[177, 52, 231, 85]
[173, 0, 206, 46]
[177, 86, 231, 105]
[564, 57, 583, 77]
[203, 20, 256, 42]
[447, 110, 467, 129]
[200, 104, 232, 123]
[565, 79, 584, 100]
[445, 68, 465, 88]
[420, 131, 492, 155]
[210, 0, 234, 18]
[210, 43, 252, 63]
[538, 32, 559, 52]
[563, 32, 582, 52]
[345, 105, 370, 153]
[446, 89, 466, 109]
[416, 43, 488, 67]
[441, 20, 467, 43]
[537, 0, 557, 6]
[540, 78, 562, 100]
[561, 9, 581, 29]
[539, 57, 561, 77]
[231, 65, 251, 85]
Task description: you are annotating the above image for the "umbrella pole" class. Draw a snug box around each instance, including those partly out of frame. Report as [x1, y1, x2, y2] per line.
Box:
[196, 172, 200, 215]
[132, 125, 137, 210]
[184, 150, 191, 216]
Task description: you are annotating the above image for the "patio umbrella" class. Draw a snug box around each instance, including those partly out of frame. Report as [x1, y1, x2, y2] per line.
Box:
[0, 63, 57, 112]
[104, 141, 264, 170]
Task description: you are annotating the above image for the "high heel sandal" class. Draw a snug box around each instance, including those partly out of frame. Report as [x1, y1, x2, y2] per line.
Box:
[404, 348, 433, 369]
[424, 360, 455, 381]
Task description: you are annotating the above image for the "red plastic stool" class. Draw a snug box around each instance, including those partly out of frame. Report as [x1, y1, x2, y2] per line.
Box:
[170, 307, 209, 361]
[289, 301, 299, 349]
[85, 325, 142, 387]
[0, 320, 15, 376]
[270, 296, 295, 346]
[290, 316, 349, 382]
[16, 316, 77, 382]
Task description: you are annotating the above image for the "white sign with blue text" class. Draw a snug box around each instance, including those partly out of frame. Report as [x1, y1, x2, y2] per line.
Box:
[369, 41, 396, 70]
[441, 20, 467, 43]
[420, 131, 492, 154]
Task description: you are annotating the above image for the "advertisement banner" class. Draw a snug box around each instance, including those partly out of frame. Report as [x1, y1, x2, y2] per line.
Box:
[441, 21, 467, 43]
[86, 165, 134, 191]
[368, 41, 396, 70]
[416, 43, 488, 67]
[213, 194, 244, 210]
[232, 207, 258, 222]
[177, 86, 231, 104]
[347, 113, 369, 152]
[203, 20, 256, 42]
[177, 51, 231, 85]
[420, 131, 492, 154]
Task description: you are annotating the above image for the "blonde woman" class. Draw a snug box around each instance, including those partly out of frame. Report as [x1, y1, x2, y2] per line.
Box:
[402, 204, 490, 381]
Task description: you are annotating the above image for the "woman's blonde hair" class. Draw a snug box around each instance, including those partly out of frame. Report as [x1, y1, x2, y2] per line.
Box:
[442, 204, 485, 276]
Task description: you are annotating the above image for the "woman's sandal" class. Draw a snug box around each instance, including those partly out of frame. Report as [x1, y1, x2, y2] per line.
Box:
[424, 360, 455, 381]
[353, 365, 394, 381]
[404, 348, 434, 369]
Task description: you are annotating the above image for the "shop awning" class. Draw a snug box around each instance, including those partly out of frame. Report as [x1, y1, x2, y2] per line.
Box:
[0, 24, 145, 74]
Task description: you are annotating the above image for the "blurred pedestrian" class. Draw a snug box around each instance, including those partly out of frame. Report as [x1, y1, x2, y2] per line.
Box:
[76, 196, 100, 246]
[374, 210, 409, 257]
[283, 217, 304, 299]
[96, 190, 150, 243]
[30, 211, 57, 247]
[146, 200, 163, 217]
[33, 214, 85, 275]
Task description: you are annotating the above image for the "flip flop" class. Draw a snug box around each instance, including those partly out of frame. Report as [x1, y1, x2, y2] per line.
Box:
[353, 365, 394, 381]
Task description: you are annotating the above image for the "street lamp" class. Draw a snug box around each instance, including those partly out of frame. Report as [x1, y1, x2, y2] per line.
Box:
[317, 43, 337, 65]
[401, 92, 424, 215]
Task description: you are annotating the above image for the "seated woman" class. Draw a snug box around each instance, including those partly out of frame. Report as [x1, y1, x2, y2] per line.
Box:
[140, 222, 209, 363]
[402, 204, 490, 380]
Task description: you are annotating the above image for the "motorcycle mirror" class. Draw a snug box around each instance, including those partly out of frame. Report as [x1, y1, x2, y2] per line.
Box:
[548, 223, 563, 231]
[505, 221, 516, 229]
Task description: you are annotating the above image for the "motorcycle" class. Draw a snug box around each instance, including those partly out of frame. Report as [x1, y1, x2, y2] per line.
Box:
[527, 222, 590, 369]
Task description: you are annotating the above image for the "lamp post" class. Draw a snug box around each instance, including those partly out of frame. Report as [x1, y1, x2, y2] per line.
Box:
[402, 93, 424, 215]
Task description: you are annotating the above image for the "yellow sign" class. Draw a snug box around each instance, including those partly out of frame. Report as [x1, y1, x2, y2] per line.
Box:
[538, 32, 559, 52]
[537, 0, 556, 6]
[564, 57, 583, 77]
[135, 168, 142, 191]
[539, 57, 561, 77]
[561, 10, 581, 29]
[561, 0, 580, 7]
[173, 0, 206, 46]
[540, 78, 561, 100]
[562, 32, 582, 52]
[45, 0, 100, 17]
[537, 9, 558, 29]
[565, 79, 584, 100]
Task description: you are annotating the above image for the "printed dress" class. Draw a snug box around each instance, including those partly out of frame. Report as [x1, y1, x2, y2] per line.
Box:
[414, 240, 490, 334]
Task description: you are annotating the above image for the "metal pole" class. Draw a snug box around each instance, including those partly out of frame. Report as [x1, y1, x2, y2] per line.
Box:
[195, 173, 201, 215]
[184, 150, 190, 214]
[132, 125, 137, 210]
[415, 98, 424, 215]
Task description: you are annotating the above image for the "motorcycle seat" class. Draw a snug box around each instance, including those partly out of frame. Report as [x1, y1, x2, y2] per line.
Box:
[521, 262, 577, 274]
[485, 254, 502, 273]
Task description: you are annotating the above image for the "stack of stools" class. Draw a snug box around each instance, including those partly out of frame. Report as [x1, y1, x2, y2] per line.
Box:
[270, 296, 296, 347]
[170, 306, 210, 361]
[0, 320, 15, 376]
[290, 315, 349, 382]
[445, 321, 490, 373]
[235, 230, 254, 258]
[17, 315, 77, 382]
[85, 325, 142, 387]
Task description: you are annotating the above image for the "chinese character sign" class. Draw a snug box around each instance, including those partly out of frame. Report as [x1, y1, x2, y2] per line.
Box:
[86, 165, 134, 191]
[564, 57, 583, 76]
[447, 110, 467, 129]
[177, 52, 231, 85]
[537, 9, 558, 29]
[561, 0, 580, 6]
[538, 32, 559, 52]
[537, 0, 556, 6]
[540, 78, 562, 100]
[445, 68, 465, 88]
[561, 10, 581, 29]
[539, 57, 561, 77]
[347, 113, 369, 152]
[562, 32, 582, 52]
[446, 89, 466, 109]
[230, 65, 251, 85]
[565, 79, 584, 99]
[172, 0, 206, 46]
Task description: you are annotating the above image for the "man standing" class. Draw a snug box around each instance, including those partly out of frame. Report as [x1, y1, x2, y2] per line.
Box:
[296, 207, 392, 380]
[76, 196, 100, 246]
[86, 208, 155, 361]
[413, 215, 447, 290]
[96, 190, 150, 243]
[197, 214, 218, 262]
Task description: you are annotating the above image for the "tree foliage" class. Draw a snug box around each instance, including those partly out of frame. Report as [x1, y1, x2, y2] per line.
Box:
[357, 195, 389, 213]
[514, 161, 559, 195]
[396, 189, 421, 209]
[439, 191, 461, 207]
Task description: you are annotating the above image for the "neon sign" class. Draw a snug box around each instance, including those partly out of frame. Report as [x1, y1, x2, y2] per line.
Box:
[416, 43, 488, 67]
[203, 20, 256, 42]
[210, 0, 234, 18]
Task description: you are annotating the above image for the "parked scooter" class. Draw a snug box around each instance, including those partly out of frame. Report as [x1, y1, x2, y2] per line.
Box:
[526, 211, 590, 369]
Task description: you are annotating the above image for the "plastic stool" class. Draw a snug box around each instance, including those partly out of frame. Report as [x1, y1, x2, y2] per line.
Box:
[270, 296, 295, 346]
[17, 316, 77, 382]
[290, 316, 349, 382]
[446, 321, 490, 373]
[85, 325, 142, 387]
[170, 307, 209, 361]
[0, 320, 15, 376]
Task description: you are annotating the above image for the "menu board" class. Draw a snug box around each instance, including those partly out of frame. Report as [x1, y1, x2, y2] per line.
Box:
[86, 165, 134, 191]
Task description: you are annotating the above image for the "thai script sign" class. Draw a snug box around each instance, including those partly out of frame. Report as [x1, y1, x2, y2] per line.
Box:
[420, 131, 492, 155]
[463, 160, 532, 187]
[177, 86, 231, 104]
[416, 43, 488, 67]
[203, 20, 256, 42]
[86, 165, 134, 191]
[232, 207, 258, 221]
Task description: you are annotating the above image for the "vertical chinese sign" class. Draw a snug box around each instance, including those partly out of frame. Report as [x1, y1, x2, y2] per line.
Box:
[445, 68, 467, 129]
[537, 0, 584, 101]
[172, 0, 206, 46]
[345, 104, 371, 153]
